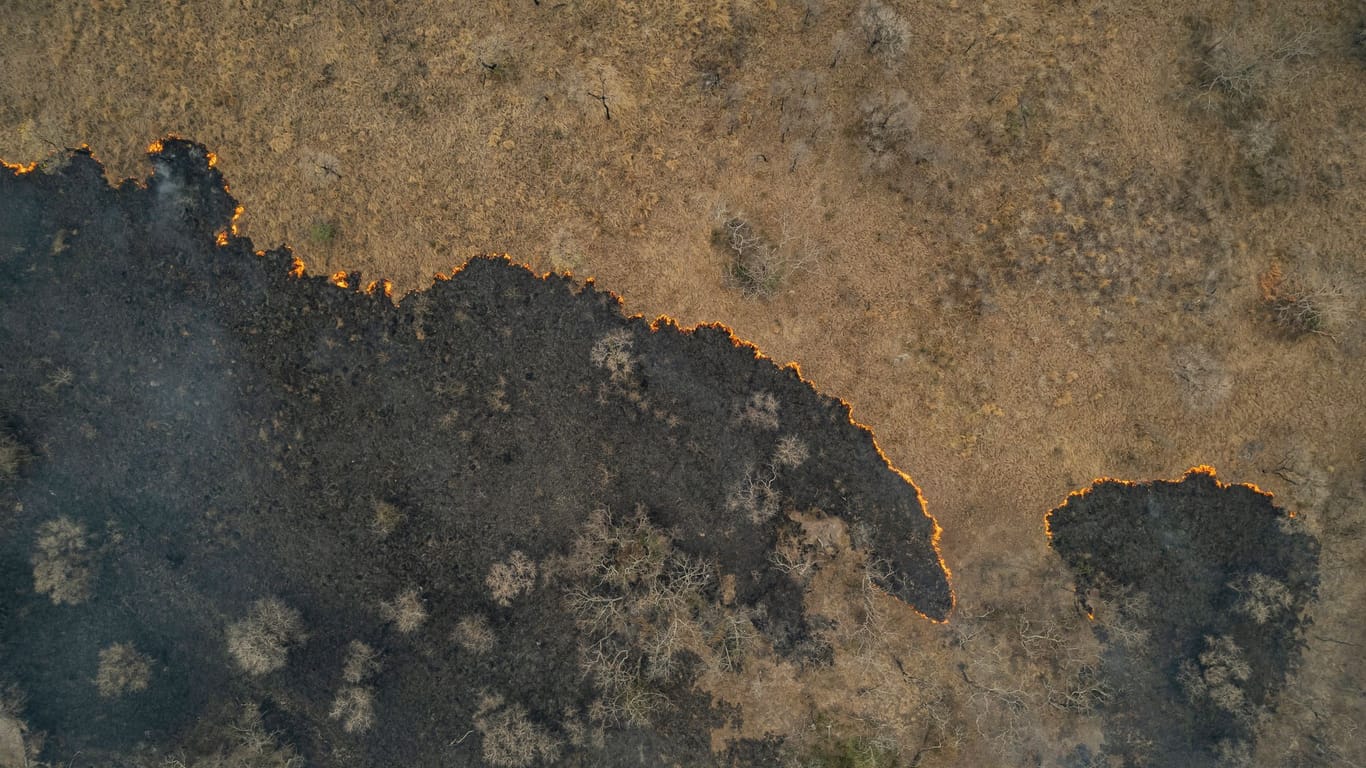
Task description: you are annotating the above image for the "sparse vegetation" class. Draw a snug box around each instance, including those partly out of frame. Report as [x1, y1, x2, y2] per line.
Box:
[307, 219, 338, 245]
[739, 390, 781, 430]
[31, 516, 93, 605]
[486, 551, 537, 608]
[0, 432, 26, 482]
[452, 614, 496, 655]
[712, 213, 808, 299]
[856, 90, 921, 175]
[564, 507, 717, 726]
[95, 642, 152, 698]
[1258, 261, 1343, 338]
[474, 693, 562, 768]
[341, 640, 381, 684]
[379, 588, 428, 633]
[226, 598, 308, 676]
[589, 329, 637, 384]
[329, 686, 377, 734]
[855, 0, 910, 64]
[773, 435, 809, 469]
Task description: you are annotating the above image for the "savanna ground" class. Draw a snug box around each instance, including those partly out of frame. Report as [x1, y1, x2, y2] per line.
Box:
[2, 0, 1363, 765]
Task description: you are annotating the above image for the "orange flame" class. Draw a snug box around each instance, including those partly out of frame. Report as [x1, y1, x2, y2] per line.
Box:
[289, 256, 306, 279]
[206, 151, 218, 169]
[364, 279, 394, 298]
[330, 271, 350, 289]
[1044, 465, 1281, 543]
[147, 140, 163, 154]
[1, 159, 38, 175]
[215, 231, 230, 246]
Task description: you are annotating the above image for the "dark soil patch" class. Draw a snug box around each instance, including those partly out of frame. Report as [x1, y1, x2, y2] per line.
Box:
[1046, 468, 1319, 767]
[0, 141, 950, 766]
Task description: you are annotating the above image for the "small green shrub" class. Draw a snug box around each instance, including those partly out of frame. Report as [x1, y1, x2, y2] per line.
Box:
[307, 220, 338, 245]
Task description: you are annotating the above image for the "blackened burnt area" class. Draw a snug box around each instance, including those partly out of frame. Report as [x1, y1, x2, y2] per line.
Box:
[0, 141, 949, 766]
[1047, 471, 1319, 767]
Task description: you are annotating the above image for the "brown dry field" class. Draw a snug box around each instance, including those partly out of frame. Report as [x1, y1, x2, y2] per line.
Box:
[3, 0, 1363, 765]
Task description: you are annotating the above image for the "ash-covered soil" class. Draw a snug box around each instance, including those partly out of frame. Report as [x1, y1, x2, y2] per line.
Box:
[1047, 468, 1319, 768]
[0, 141, 949, 767]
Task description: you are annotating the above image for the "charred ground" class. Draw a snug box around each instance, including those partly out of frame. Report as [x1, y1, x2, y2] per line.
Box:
[1047, 469, 1320, 768]
[0, 142, 950, 767]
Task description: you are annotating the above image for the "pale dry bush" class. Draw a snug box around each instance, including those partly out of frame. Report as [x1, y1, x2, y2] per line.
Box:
[1178, 635, 1252, 718]
[589, 329, 636, 384]
[715, 216, 808, 299]
[857, 90, 922, 175]
[487, 551, 538, 607]
[726, 464, 780, 525]
[474, 693, 562, 768]
[379, 589, 428, 633]
[772, 435, 809, 469]
[0, 432, 25, 481]
[95, 642, 151, 698]
[856, 0, 910, 63]
[453, 614, 496, 655]
[563, 507, 718, 726]
[31, 516, 93, 605]
[226, 598, 308, 676]
[341, 640, 380, 684]
[329, 686, 377, 734]
[1229, 572, 1293, 625]
[739, 391, 780, 430]
[184, 705, 304, 768]
[953, 579, 1111, 759]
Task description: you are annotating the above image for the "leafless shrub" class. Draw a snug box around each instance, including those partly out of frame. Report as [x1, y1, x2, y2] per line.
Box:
[772, 434, 809, 469]
[712, 213, 811, 299]
[726, 464, 781, 525]
[379, 588, 428, 634]
[226, 598, 308, 676]
[711, 611, 758, 674]
[856, 0, 910, 63]
[589, 329, 636, 384]
[487, 551, 538, 607]
[771, 70, 830, 151]
[0, 432, 26, 481]
[31, 516, 93, 605]
[564, 508, 715, 727]
[1229, 573, 1293, 625]
[1172, 346, 1232, 411]
[1178, 635, 1252, 718]
[1258, 261, 1346, 338]
[95, 642, 152, 698]
[739, 391, 780, 430]
[1196, 25, 1316, 103]
[856, 89, 922, 174]
[769, 530, 818, 582]
[453, 614, 496, 655]
[341, 640, 381, 684]
[329, 686, 377, 734]
[474, 693, 563, 767]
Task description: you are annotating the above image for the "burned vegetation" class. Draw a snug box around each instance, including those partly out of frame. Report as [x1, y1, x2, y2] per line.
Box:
[1046, 468, 1319, 767]
[0, 141, 950, 767]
